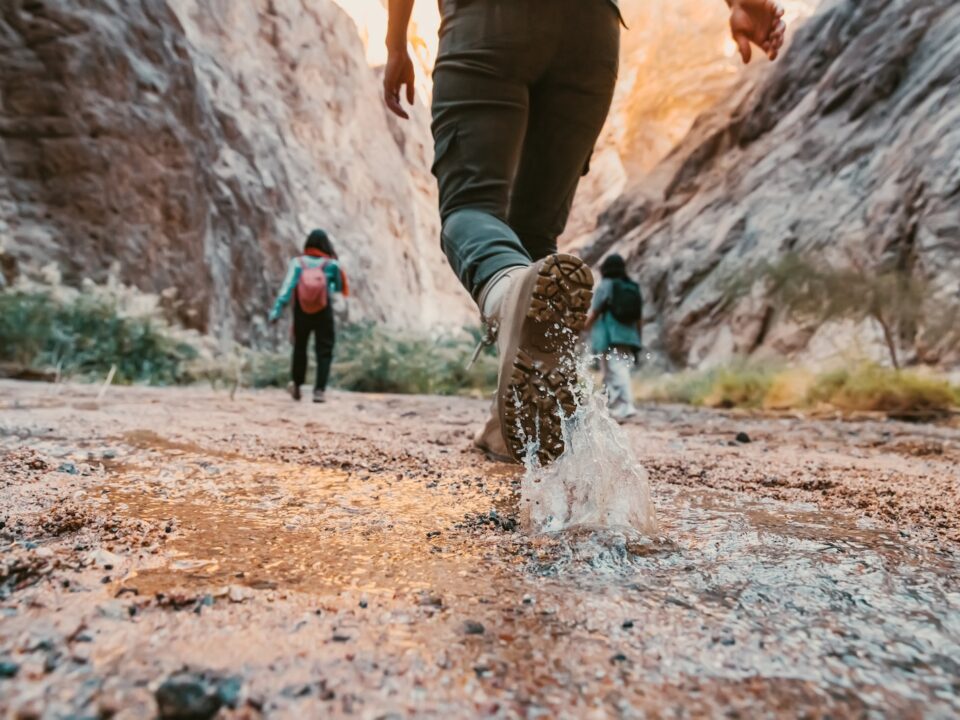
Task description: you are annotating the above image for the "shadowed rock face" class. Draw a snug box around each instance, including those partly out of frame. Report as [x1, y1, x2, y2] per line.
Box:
[587, 0, 960, 368]
[0, 0, 471, 341]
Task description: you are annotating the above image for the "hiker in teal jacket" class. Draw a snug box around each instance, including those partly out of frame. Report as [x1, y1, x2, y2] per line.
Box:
[269, 229, 349, 403]
[585, 254, 643, 420]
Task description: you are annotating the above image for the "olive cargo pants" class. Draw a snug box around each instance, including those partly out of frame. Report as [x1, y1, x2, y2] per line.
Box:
[431, 0, 621, 302]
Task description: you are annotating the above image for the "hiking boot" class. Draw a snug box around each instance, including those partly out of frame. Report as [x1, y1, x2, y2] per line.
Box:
[288, 382, 302, 401]
[473, 403, 514, 463]
[494, 254, 593, 465]
[313, 389, 326, 404]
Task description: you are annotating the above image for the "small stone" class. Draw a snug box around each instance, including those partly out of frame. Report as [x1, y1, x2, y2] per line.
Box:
[463, 620, 485, 635]
[156, 670, 240, 720]
[227, 585, 252, 604]
[216, 676, 243, 709]
[735, 432, 751, 444]
[332, 634, 351, 643]
[416, 592, 443, 608]
[43, 651, 62, 673]
[610, 652, 628, 663]
[426, 530, 441, 539]
[57, 462, 78, 475]
[621, 620, 635, 630]
[521, 594, 534, 605]
[720, 636, 736, 646]
[358, 599, 368, 609]
[0, 660, 20, 678]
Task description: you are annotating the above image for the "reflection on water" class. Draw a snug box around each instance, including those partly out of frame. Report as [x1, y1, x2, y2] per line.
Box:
[101, 447, 960, 715]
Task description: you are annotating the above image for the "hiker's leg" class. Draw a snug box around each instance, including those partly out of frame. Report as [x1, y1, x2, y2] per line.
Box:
[607, 346, 636, 418]
[508, 0, 620, 260]
[313, 306, 335, 392]
[291, 301, 310, 387]
[431, 0, 556, 302]
[600, 354, 616, 403]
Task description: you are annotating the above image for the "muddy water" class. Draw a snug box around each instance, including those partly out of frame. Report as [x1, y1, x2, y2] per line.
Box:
[97, 445, 960, 716]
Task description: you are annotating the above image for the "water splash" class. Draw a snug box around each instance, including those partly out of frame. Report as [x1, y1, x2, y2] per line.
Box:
[519, 352, 658, 536]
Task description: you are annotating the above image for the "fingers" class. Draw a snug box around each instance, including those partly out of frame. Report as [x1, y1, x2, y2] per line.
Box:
[765, 18, 786, 60]
[384, 85, 410, 119]
[736, 33, 752, 64]
[383, 56, 415, 119]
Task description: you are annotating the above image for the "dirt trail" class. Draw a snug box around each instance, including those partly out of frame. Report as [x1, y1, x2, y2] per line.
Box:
[1, 380, 959, 718]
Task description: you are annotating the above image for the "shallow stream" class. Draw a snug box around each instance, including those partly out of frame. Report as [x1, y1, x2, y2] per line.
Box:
[99, 439, 960, 716]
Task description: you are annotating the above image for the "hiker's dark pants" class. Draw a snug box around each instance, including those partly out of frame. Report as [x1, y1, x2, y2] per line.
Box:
[432, 0, 621, 302]
[292, 300, 335, 391]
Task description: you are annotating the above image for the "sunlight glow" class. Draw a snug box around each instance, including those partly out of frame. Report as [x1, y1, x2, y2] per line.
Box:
[330, 0, 440, 69]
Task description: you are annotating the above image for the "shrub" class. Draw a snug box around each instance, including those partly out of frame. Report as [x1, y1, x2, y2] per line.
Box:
[807, 364, 958, 419]
[636, 361, 959, 418]
[702, 365, 777, 409]
[725, 253, 960, 370]
[635, 361, 778, 408]
[0, 287, 497, 397]
[0, 290, 196, 384]
[328, 322, 496, 397]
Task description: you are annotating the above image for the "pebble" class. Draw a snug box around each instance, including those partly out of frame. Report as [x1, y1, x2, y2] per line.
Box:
[463, 620, 485, 635]
[57, 462, 78, 475]
[155, 670, 243, 720]
[622, 620, 635, 630]
[227, 585, 253, 604]
[736, 432, 752, 444]
[0, 660, 20, 678]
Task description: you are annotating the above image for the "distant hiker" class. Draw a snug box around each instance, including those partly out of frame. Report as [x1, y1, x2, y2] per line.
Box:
[384, 0, 786, 463]
[269, 229, 348, 403]
[584, 254, 643, 421]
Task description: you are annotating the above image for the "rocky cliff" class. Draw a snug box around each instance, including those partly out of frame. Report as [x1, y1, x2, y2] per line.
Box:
[584, 0, 960, 368]
[0, 0, 472, 342]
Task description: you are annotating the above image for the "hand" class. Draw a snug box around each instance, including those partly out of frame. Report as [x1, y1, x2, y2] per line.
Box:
[383, 49, 416, 119]
[730, 0, 786, 63]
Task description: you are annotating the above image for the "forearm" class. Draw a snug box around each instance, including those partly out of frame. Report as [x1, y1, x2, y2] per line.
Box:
[271, 265, 299, 319]
[387, 0, 414, 52]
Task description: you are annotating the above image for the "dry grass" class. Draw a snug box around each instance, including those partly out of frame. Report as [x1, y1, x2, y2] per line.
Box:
[636, 362, 959, 419]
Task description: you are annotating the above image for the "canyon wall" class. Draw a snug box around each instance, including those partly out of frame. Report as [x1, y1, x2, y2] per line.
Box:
[0, 0, 472, 343]
[584, 0, 960, 367]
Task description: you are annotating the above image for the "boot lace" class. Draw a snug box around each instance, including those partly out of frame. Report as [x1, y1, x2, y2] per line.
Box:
[467, 318, 499, 370]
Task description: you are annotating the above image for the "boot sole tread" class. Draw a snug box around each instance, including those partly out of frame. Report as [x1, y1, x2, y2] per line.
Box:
[501, 254, 593, 465]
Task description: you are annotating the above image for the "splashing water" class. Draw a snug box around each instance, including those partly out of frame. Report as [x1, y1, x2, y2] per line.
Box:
[518, 352, 658, 536]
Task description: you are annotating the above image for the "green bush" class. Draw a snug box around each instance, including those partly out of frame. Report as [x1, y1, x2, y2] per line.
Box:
[328, 322, 496, 397]
[0, 288, 496, 396]
[0, 290, 196, 385]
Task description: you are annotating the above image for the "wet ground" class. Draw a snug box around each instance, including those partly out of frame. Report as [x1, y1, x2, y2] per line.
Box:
[1, 379, 959, 718]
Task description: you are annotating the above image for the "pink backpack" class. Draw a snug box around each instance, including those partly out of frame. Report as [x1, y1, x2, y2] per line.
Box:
[296, 257, 329, 314]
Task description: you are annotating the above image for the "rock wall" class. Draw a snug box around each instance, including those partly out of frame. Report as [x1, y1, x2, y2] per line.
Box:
[0, 0, 472, 343]
[585, 0, 960, 368]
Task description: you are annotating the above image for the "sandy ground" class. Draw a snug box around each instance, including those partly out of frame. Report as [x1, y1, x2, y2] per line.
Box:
[1, 379, 959, 718]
